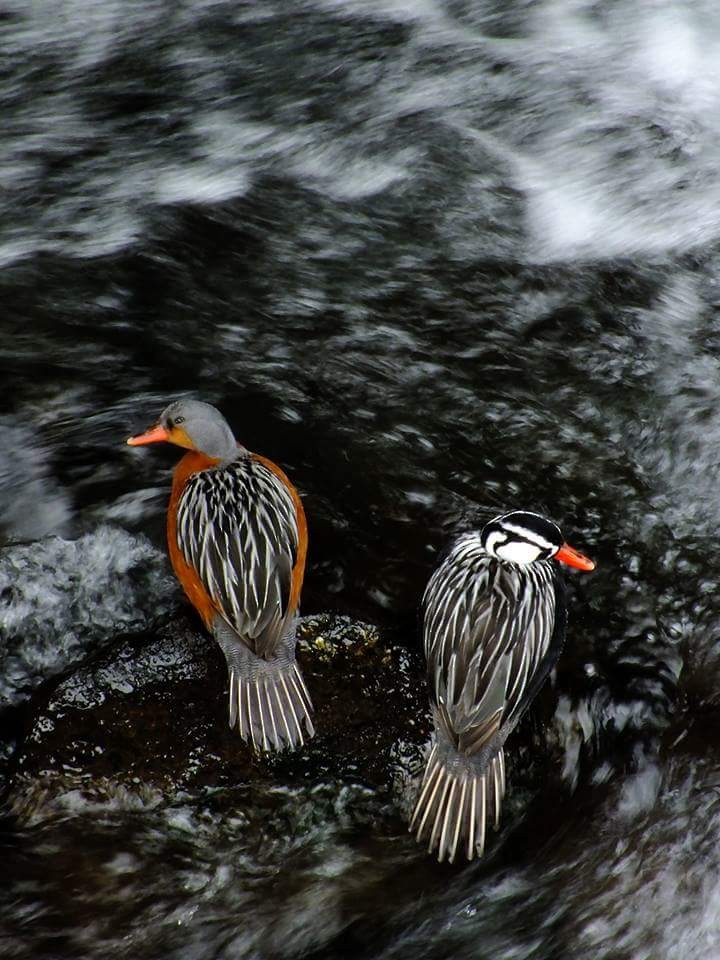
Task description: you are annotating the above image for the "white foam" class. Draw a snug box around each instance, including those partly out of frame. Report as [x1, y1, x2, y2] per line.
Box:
[615, 758, 662, 820]
[637, 272, 720, 535]
[4, 0, 720, 265]
[0, 526, 175, 708]
[513, 4, 720, 260]
[0, 422, 71, 542]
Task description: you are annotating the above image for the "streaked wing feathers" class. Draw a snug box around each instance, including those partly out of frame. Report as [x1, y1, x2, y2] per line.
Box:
[423, 534, 558, 754]
[176, 457, 299, 658]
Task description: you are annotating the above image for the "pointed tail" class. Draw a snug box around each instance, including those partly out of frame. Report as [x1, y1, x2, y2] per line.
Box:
[409, 744, 506, 863]
[228, 662, 315, 753]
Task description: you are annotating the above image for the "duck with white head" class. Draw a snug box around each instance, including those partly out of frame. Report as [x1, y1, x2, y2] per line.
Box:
[410, 510, 595, 863]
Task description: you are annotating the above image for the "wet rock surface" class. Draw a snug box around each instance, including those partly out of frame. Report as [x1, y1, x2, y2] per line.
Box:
[5, 613, 427, 822]
[0, 596, 590, 960]
[0, 606, 443, 960]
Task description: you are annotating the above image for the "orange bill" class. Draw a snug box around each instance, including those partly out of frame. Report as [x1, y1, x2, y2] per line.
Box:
[126, 424, 170, 446]
[555, 543, 595, 571]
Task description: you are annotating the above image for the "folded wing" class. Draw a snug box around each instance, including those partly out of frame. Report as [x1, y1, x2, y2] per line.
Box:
[176, 457, 299, 659]
[423, 537, 558, 754]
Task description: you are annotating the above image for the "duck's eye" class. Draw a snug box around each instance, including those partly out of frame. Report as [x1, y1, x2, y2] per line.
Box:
[174, 416, 185, 425]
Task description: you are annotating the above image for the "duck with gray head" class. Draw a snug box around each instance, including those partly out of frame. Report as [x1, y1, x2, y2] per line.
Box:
[127, 399, 314, 753]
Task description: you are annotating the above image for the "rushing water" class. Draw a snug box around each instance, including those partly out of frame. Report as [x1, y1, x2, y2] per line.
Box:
[3, 0, 720, 957]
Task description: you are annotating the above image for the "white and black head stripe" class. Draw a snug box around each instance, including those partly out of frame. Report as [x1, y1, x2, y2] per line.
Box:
[500, 522, 556, 552]
[481, 511, 563, 565]
[483, 530, 507, 556]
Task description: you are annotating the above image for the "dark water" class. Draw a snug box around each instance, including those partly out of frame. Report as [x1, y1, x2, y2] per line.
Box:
[3, 0, 720, 957]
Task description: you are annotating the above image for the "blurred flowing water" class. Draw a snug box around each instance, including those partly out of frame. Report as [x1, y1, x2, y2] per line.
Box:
[3, 0, 720, 957]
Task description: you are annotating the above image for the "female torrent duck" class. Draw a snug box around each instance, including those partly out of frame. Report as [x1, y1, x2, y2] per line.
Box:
[127, 399, 313, 753]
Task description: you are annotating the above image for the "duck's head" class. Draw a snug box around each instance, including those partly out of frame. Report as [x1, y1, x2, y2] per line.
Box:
[481, 510, 595, 570]
[127, 399, 237, 460]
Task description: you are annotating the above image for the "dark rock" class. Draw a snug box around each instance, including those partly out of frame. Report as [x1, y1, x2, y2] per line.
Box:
[7, 613, 429, 822]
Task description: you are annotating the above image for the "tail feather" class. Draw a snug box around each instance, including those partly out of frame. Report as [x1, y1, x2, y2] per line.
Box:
[491, 753, 503, 829]
[468, 770, 478, 859]
[228, 662, 315, 752]
[409, 745, 506, 863]
[429, 769, 452, 854]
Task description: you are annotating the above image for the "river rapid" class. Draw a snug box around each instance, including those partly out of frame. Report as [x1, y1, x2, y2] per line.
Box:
[3, 1, 720, 958]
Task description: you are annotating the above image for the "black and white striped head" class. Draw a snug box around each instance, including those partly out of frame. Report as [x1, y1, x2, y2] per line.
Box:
[481, 511, 595, 570]
[127, 399, 238, 461]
